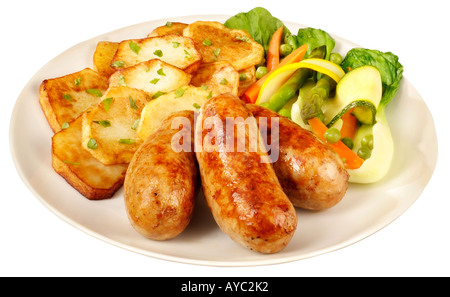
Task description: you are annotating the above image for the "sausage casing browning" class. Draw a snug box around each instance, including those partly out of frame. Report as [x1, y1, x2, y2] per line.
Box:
[124, 110, 197, 240]
[247, 104, 349, 211]
[195, 94, 297, 254]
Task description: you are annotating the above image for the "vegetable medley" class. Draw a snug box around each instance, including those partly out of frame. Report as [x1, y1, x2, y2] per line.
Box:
[226, 7, 403, 183]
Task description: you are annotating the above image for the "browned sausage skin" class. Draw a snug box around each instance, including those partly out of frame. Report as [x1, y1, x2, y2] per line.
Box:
[124, 110, 197, 240]
[195, 94, 297, 254]
[246, 104, 349, 211]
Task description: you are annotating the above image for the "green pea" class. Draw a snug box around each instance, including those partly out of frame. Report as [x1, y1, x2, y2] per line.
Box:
[280, 44, 293, 57]
[324, 128, 341, 143]
[256, 66, 269, 79]
[361, 134, 374, 150]
[357, 146, 372, 160]
[341, 137, 354, 150]
[330, 52, 343, 65]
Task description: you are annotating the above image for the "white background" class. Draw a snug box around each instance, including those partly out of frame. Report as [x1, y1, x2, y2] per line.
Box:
[2, 0, 449, 277]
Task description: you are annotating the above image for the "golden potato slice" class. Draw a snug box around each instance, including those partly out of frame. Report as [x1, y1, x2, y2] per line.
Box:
[93, 41, 119, 78]
[52, 115, 127, 200]
[183, 21, 264, 71]
[39, 68, 109, 133]
[238, 66, 256, 97]
[111, 35, 202, 73]
[137, 86, 214, 140]
[82, 86, 148, 165]
[148, 22, 188, 37]
[108, 59, 191, 98]
[190, 61, 239, 96]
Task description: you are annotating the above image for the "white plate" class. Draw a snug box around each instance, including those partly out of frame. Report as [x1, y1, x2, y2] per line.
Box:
[9, 15, 438, 266]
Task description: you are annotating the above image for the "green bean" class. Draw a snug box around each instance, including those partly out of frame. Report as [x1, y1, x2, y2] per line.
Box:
[278, 108, 291, 119]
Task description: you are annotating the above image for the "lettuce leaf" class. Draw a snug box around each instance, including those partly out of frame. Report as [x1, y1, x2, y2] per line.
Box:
[341, 48, 403, 107]
[224, 7, 290, 56]
[294, 28, 335, 60]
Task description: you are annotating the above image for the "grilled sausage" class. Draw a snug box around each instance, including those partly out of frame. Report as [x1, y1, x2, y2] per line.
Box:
[195, 94, 297, 254]
[124, 110, 197, 240]
[247, 104, 349, 211]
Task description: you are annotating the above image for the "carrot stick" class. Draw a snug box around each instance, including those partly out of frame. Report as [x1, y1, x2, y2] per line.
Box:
[308, 117, 364, 169]
[340, 108, 358, 139]
[242, 44, 308, 103]
[266, 26, 284, 71]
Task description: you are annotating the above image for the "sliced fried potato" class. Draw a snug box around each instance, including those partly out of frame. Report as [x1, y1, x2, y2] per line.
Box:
[183, 21, 264, 71]
[238, 66, 256, 97]
[82, 86, 148, 165]
[137, 86, 214, 140]
[190, 61, 239, 96]
[39, 68, 109, 133]
[93, 41, 119, 77]
[109, 59, 191, 97]
[52, 115, 127, 200]
[148, 22, 188, 37]
[111, 35, 202, 73]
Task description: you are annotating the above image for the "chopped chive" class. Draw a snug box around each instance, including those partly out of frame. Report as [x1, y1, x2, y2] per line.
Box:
[87, 138, 97, 149]
[119, 138, 135, 144]
[152, 91, 166, 99]
[144, 66, 151, 72]
[174, 87, 185, 98]
[236, 35, 250, 42]
[172, 42, 180, 48]
[118, 74, 126, 86]
[165, 21, 173, 27]
[213, 48, 221, 60]
[129, 96, 138, 109]
[184, 49, 192, 59]
[86, 89, 103, 97]
[157, 68, 166, 76]
[150, 78, 160, 84]
[193, 103, 201, 110]
[112, 60, 125, 68]
[207, 91, 213, 99]
[131, 119, 140, 130]
[62, 94, 73, 101]
[202, 38, 213, 46]
[200, 84, 208, 90]
[63, 160, 80, 166]
[153, 49, 163, 57]
[220, 78, 228, 85]
[61, 122, 70, 129]
[74, 77, 82, 86]
[129, 41, 141, 54]
[239, 73, 248, 81]
[103, 97, 114, 112]
[93, 120, 111, 127]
